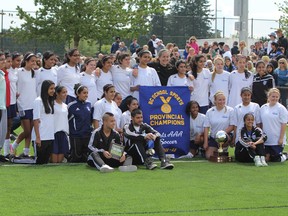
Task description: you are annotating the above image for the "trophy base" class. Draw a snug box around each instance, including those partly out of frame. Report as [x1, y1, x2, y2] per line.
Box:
[209, 151, 233, 163]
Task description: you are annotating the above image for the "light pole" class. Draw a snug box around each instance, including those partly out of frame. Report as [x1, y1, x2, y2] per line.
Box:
[215, 0, 217, 38]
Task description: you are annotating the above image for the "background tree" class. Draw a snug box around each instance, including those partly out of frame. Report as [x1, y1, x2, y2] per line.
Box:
[150, 0, 212, 48]
[277, 1, 288, 34]
[9, 0, 169, 52]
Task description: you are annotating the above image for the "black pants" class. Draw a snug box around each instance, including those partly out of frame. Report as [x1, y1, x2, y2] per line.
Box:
[34, 140, 53, 164]
[235, 142, 265, 163]
[69, 136, 90, 163]
[87, 152, 132, 170]
[126, 137, 166, 165]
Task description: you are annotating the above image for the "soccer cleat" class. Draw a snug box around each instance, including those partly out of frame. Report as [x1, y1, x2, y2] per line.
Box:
[118, 165, 137, 172]
[0, 155, 9, 162]
[160, 158, 174, 170]
[146, 148, 155, 156]
[100, 164, 114, 173]
[144, 157, 157, 170]
[254, 155, 262, 167]
[18, 153, 30, 158]
[260, 156, 268, 166]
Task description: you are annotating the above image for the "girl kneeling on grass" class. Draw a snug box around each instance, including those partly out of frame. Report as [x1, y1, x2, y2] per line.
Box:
[32, 80, 55, 164]
[235, 113, 268, 167]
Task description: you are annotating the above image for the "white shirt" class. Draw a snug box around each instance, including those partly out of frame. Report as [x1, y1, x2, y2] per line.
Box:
[120, 110, 131, 129]
[204, 106, 234, 138]
[36, 67, 58, 96]
[167, 73, 193, 87]
[233, 102, 261, 142]
[93, 98, 121, 128]
[190, 113, 205, 140]
[189, 68, 211, 106]
[8, 67, 18, 105]
[130, 66, 161, 101]
[80, 72, 97, 105]
[228, 71, 253, 108]
[111, 65, 133, 99]
[260, 102, 288, 146]
[57, 63, 80, 98]
[54, 101, 69, 133]
[209, 71, 230, 105]
[95, 70, 113, 100]
[32, 97, 54, 140]
[17, 68, 37, 111]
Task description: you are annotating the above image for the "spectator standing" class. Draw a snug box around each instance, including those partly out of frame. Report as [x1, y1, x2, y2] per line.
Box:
[129, 38, 140, 54]
[111, 36, 121, 54]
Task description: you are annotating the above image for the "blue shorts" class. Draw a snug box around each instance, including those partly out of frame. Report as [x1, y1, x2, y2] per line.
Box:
[265, 145, 284, 157]
[20, 109, 33, 120]
[53, 131, 70, 154]
[7, 104, 17, 119]
[208, 137, 219, 148]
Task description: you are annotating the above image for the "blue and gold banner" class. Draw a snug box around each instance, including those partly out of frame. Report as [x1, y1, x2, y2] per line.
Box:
[139, 86, 190, 158]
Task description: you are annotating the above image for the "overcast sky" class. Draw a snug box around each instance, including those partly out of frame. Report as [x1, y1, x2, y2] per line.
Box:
[0, 0, 283, 38]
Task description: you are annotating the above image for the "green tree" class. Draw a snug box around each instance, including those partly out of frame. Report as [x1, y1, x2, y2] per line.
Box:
[150, 0, 212, 48]
[277, 1, 288, 34]
[10, 0, 169, 50]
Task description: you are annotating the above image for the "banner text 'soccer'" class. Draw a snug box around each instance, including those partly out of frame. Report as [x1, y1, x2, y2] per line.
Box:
[139, 86, 190, 158]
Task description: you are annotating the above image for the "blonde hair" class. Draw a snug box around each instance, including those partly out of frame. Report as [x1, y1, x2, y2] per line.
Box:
[214, 91, 227, 113]
[278, 58, 288, 69]
[212, 57, 224, 82]
[267, 88, 280, 97]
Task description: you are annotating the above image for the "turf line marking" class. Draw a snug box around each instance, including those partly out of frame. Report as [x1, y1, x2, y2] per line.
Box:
[51, 205, 288, 216]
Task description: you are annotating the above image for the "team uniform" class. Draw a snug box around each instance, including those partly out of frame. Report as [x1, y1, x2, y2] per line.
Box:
[251, 74, 275, 107]
[35, 67, 57, 96]
[57, 63, 80, 104]
[95, 70, 113, 100]
[80, 72, 97, 105]
[204, 106, 234, 148]
[53, 101, 69, 156]
[32, 97, 54, 164]
[87, 127, 132, 170]
[228, 70, 253, 108]
[130, 66, 161, 101]
[7, 67, 18, 119]
[235, 126, 267, 162]
[209, 71, 230, 105]
[93, 98, 122, 129]
[232, 102, 261, 143]
[189, 113, 205, 151]
[17, 68, 37, 119]
[68, 99, 93, 162]
[167, 73, 193, 88]
[120, 110, 132, 129]
[188, 68, 211, 114]
[260, 102, 288, 162]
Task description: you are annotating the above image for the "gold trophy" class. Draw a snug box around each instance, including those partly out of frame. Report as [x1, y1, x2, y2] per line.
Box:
[209, 130, 232, 163]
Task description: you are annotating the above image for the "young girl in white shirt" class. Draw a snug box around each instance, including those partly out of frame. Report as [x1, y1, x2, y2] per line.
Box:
[11, 53, 37, 157]
[52, 86, 69, 163]
[33, 80, 55, 164]
[120, 97, 139, 129]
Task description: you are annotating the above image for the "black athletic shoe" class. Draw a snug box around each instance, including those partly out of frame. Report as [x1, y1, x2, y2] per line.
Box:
[0, 155, 9, 162]
[144, 157, 157, 170]
[160, 159, 174, 170]
[18, 153, 30, 158]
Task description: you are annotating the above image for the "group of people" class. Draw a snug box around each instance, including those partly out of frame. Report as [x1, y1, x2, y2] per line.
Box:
[1, 29, 288, 171]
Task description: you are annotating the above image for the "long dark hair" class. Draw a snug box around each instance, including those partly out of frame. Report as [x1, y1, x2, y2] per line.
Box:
[96, 55, 113, 69]
[41, 80, 55, 114]
[101, 84, 115, 98]
[42, 51, 55, 68]
[74, 83, 88, 98]
[190, 54, 205, 79]
[21, 52, 36, 78]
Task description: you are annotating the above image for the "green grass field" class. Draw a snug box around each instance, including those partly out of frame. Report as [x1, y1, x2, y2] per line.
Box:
[1, 129, 288, 215]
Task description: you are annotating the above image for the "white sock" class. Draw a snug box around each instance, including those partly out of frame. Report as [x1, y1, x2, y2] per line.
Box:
[3, 139, 10, 156]
[24, 148, 30, 155]
[12, 141, 19, 150]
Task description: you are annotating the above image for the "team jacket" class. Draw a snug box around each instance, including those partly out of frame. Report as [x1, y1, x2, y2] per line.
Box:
[239, 126, 267, 148]
[123, 122, 161, 145]
[88, 127, 121, 153]
[68, 99, 93, 138]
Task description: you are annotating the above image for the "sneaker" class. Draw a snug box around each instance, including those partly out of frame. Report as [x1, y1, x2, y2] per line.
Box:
[282, 152, 288, 161]
[18, 153, 30, 158]
[144, 157, 157, 170]
[146, 148, 155, 156]
[280, 154, 287, 163]
[160, 159, 174, 170]
[254, 155, 262, 167]
[260, 156, 268, 166]
[178, 152, 194, 159]
[0, 155, 9, 162]
[100, 164, 114, 173]
[119, 165, 137, 172]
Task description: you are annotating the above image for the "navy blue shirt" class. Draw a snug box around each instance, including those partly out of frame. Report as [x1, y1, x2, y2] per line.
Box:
[68, 99, 93, 138]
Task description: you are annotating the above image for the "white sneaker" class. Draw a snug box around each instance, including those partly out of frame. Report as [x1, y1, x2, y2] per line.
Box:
[260, 156, 268, 166]
[179, 152, 194, 159]
[118, 165, 137, 172]
[254, 156, 262, 167]
[280, 154, 287, 163]
[100, 164, 114, 173]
